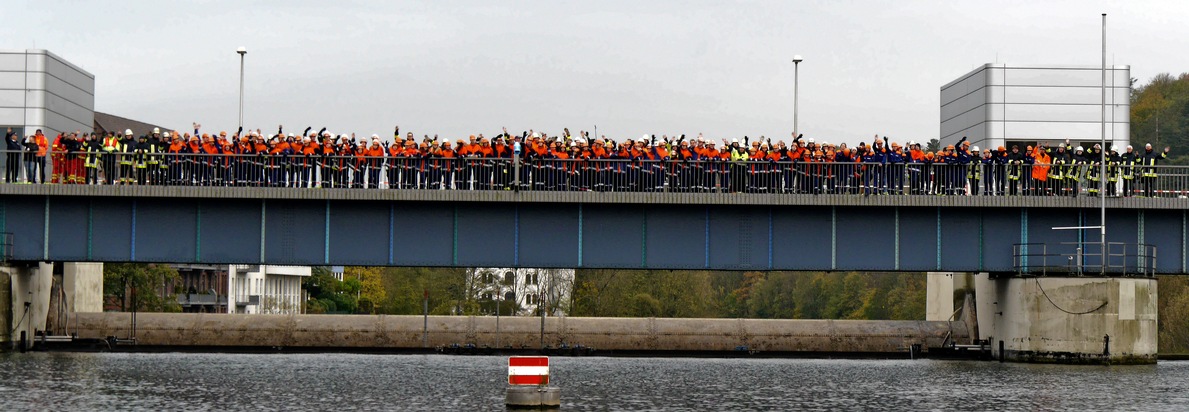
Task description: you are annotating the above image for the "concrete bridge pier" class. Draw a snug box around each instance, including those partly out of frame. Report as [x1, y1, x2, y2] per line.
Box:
[929, 272, 1158, 364]
[2, 262, 53, 351]
[974, 275, 1157, 364]
[0, 262, 102, 351]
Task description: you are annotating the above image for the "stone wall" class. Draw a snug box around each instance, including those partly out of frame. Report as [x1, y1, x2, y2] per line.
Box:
[71, 313, 967, 355]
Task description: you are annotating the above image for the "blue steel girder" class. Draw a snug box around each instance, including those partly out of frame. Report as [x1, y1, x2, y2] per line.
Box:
[2, 195, 1186, 274]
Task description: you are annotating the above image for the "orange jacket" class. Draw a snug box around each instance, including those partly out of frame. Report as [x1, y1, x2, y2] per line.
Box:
[35, 134, 48, 156]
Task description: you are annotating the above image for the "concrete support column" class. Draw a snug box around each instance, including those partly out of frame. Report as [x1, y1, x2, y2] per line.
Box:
[974, 275, 1157, 364]
[5, 262, 53, 350]
[926, 272, 974, 321]
[62, 263, 103, 313]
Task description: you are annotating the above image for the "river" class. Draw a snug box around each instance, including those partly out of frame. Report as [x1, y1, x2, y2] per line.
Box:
[0, 353, 1185, 411]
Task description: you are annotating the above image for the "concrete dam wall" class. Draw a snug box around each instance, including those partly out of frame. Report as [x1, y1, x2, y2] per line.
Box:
[71, 313, 967, 355]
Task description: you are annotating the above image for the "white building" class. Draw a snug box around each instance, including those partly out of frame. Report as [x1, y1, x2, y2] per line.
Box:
[228, 265, 311, 314]
[476, 268, 574, 316]
[940, 64, 1129, 151]
[0, 49, 95, 138]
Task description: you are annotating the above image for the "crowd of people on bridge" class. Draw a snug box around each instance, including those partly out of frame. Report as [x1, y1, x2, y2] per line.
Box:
[2, 125, 1177, 197]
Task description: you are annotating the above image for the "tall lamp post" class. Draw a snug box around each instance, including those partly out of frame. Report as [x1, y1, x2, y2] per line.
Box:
[237, 46, 247, 131]
[792, 55, 803, 136]
[1099, 14, 1107, 274]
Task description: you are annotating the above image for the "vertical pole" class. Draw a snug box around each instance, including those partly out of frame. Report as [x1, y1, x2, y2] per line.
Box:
[513, 143, 521, 192]
[496, 286, 501, 349]
[238, 53, 245, 131]
[1101, 13, 1108, 275]
[793, 61, 800, 136]
[422, 288, 429, 348]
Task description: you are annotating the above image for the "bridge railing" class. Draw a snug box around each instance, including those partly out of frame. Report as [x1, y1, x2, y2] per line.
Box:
[1013, 242, 1156, 277]
[2, 149, 1187, 197]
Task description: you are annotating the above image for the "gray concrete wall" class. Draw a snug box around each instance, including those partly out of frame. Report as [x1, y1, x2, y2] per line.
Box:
[4, 262, 52, 350]
[926, 272, 974, 321]
[63, 263, 103, 313]
[0, 270, 9, 349]
[71, 313, 966, 355]
[975, 275, 1157, 364]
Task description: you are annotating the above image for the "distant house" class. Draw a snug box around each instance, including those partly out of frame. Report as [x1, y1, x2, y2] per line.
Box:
[93, 111, 174, 137]
[474, 268, 574, 317]
[168, 264, 311, 315]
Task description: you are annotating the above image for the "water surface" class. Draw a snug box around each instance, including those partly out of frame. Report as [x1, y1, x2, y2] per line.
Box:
[0, 353, 1184, 411]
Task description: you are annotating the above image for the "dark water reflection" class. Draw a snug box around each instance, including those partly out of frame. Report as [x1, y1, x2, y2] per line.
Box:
[0, 353, 1185, 411]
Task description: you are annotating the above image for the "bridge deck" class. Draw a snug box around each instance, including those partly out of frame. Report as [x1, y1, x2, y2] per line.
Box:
[0, 184, 1184, 209]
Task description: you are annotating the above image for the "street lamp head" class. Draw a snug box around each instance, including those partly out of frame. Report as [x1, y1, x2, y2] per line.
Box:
[237, 46, 247, 55]
[792, 55, 803, 64]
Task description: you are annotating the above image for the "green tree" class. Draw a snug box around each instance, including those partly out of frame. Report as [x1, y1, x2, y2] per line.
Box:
[926, 138, 940, 152]
[1131, 73, 1189, 165]
[103, 263, 181, 312]
[1158, 276, 1189, 353]
[302, 267, 358, 314]
[374, 267, 470, 315]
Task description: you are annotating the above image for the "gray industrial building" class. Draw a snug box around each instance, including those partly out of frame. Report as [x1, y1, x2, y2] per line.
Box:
[0, 49, 95, 139]
[940, 64, 1129, 151]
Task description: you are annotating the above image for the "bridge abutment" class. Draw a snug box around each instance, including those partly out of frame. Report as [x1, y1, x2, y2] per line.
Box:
[3, 262, 53, 351]
[974, 275, 1157, 364]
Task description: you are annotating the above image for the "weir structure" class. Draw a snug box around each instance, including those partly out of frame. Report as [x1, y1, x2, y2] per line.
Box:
[0, 185, 1182, 363]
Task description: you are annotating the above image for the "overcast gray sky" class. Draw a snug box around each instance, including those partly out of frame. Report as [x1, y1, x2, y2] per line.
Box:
[9, 0, 1189, 145]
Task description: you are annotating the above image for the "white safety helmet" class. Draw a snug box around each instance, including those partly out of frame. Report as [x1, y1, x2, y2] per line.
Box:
[971, 146, 979, 152]
[807, 138, 815, 144]
[1075, 146, 1083, 153]
[287, 133, 295, 138]
[152, 127, 160, 134]
[163, 131, 170, 138]
[124, 129, 133, 136]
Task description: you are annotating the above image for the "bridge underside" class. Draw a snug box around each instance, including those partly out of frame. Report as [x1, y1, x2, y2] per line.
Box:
[0, 190, 1184, 273]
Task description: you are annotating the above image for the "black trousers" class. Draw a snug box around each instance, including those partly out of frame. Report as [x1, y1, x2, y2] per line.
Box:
[5, 152, 19, 182]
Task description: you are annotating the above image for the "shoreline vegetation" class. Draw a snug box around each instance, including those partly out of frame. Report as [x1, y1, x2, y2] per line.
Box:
[105, 264, 1189, 353]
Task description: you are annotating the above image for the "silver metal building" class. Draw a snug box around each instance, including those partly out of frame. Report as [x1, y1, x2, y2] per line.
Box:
[0, 49, 95, 138]
[940, 64, 1129, 150]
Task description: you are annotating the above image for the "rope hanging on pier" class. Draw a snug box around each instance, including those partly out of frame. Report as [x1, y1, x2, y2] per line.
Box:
[1035, 279, 1108, 315]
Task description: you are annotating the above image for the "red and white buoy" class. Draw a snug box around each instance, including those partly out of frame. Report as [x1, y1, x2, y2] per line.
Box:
[505, 356, 560, 408]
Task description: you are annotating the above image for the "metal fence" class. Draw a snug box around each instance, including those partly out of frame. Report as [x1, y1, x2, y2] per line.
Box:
[1013, 242, 1157, 277]
[1, 150, 1186, 197]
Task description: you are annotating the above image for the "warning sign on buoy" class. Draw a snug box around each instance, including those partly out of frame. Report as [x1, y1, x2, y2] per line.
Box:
[508, 356, 550, 385]
[506, 356, 559, 408]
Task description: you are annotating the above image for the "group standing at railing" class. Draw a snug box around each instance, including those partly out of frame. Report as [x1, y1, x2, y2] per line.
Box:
[2, 126, 1177, 197]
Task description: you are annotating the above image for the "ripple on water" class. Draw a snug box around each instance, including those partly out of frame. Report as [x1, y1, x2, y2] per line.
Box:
[0, 353, 1185, 411]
